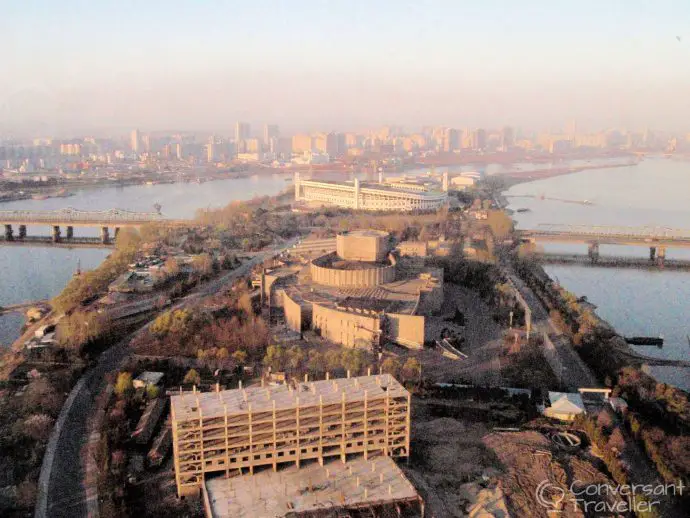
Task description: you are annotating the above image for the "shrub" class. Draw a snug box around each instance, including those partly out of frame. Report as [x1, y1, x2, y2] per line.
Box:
[23, 414, 55, 441]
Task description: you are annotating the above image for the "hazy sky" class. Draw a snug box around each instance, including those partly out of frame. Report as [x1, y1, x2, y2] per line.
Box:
[2, 0, 689, 136]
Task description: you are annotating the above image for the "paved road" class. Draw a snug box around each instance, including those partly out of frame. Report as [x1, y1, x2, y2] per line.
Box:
[504, 266, 599, 389]
[36, 239, 296, 518]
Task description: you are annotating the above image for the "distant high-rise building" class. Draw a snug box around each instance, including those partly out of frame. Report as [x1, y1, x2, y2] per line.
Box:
[473, 129, 486, 150]
[235, 122, 251, 142]
[175, 142, 183, 160]
[314, 132, 338, 157]
[292, 134, 313, 154]
[207, 136, 216, 162]
[60, 143, 82, 156]
[130, 129, 141, 153]
[344, 133, 360, 149]
[335, 133, 346, 156]
[565, 120, 577, 141]
[500, 127, 514, 151]
[244, 138, 261, 153]
[263, 124, 279, 144]
[443, 128, 460, 152]
[270, 137, 292, 158]
[141, 134, 151, 153]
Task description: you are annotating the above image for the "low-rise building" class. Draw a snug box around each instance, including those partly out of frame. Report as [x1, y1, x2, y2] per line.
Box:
[543, 392, 586, 421]
[133, 371, 165, 390]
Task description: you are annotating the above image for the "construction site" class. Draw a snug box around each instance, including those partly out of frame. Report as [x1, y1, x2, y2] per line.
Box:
[171, 374, 424, 517]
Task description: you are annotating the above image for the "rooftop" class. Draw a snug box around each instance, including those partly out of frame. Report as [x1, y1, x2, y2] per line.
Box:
[134, 371, 165, 386]
[339, 229, 390, 238]
[547, 392, 586, 414]
[299, 178, 445, 196]
[204, 456, 420, 518]
[171, 374, 408, 422]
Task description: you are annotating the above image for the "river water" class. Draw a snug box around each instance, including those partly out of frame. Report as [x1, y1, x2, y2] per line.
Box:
[504, 158, 690, 390]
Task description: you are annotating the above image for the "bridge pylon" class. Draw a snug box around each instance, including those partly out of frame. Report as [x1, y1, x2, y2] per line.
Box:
[587, 242, 600, 264]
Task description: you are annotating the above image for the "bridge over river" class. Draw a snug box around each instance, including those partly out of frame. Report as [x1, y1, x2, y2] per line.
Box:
[519, 224, 690, 266]
[0, 208, 191, 245]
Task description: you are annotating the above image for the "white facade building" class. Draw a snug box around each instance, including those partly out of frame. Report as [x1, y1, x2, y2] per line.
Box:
[294, 174, 448, 211]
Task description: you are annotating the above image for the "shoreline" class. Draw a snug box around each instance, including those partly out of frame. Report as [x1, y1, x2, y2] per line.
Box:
[500, 166, 690, 391]
[0, 169, 266, 204]
[1, 152, 656, 206]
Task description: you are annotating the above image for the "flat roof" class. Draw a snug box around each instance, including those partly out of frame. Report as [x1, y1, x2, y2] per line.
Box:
[135, 371, 164, 384]
[205, 456, 419, 518]
[339, 229, 389, 238]
[171, 374, 408, 421]
[548, 392, 586, 413]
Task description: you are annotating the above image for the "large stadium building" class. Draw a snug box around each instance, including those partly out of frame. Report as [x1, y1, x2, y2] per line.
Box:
[294, 172, 449, 211]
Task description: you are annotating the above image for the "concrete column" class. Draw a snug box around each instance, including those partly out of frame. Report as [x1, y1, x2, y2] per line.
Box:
[52, 226, 61, 243]
[354, 178, 360, 210]
[587, 242, 600, 263]
[18, 225, 26, 239]
[4, 224, 13, 241]
[66, 226, 74, 239]
[100, 226, 110, 244]
[649, 246, 656, 262]
[657, 246, 666, 267]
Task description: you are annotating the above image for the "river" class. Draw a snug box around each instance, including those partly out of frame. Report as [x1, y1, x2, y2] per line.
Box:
[504, 157, 690, 390]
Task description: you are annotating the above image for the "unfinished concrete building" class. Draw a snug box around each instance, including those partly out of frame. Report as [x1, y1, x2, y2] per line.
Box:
[261, 230, 444, 350]
[171, 374, 411, 499]
[203, 456, 423, 517]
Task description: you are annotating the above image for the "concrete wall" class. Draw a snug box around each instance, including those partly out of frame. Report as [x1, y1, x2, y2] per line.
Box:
[417, 283, 443, 315]
[312, 303, 380, 349]
[385, 313, 425, 349]
[282, 290, 303, 333]
[397, 241, 428, 257]
[310, 252, 396, 287]
[262, 271, 300, 308]
[336, 231, 390, 262]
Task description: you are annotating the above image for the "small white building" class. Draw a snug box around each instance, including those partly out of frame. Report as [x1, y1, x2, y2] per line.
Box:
[133, 371, 165, 390]
[450, 176, 476, 190]
[543, 392, 586, 422]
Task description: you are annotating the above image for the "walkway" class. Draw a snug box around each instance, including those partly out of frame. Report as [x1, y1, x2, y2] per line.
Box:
[504, 266, 600, 390]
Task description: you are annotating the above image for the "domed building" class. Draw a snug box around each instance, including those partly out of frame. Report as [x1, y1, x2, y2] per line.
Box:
[261, 230, 443, 350]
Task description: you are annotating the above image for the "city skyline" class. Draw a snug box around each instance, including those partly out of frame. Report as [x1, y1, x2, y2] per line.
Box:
[2, 1, 689, 136]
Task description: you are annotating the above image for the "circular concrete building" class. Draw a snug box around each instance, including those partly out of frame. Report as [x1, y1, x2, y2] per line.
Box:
[336, 230, 390, 262]
[310, 230, 396, 288]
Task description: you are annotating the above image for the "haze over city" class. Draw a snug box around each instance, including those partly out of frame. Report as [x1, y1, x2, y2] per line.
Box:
[2, 0, 690, 136]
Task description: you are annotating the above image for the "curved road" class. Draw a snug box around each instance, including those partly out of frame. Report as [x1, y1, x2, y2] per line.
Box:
[36, 239, 296, 518]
